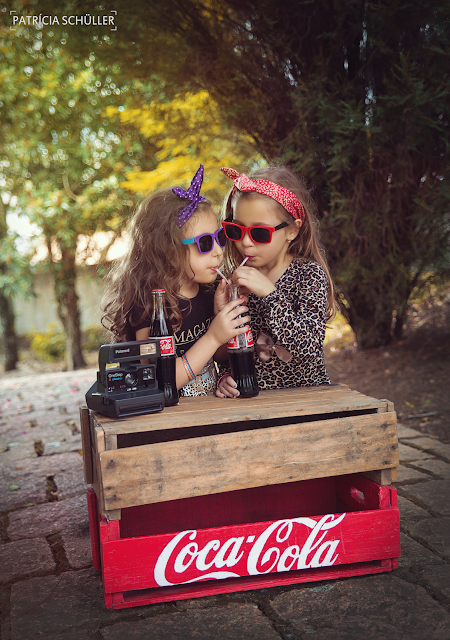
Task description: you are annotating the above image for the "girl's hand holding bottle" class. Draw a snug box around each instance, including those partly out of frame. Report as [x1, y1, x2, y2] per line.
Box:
[217, 374, 240, 398]
[215, 282, 259, 399]
[214, 276, 249, 314]
[176, 295, 250, 391]
[208, 296, 250, 348]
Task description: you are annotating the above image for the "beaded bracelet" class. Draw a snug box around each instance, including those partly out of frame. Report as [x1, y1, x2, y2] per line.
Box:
[181, 355, 194, 382]
[181, 353, 195, 381]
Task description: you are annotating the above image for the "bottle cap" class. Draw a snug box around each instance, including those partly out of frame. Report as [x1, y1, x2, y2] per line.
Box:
[151, 289, 166, 293]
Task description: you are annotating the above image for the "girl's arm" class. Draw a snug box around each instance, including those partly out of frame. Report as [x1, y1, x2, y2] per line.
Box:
[137, 297, 250, 390]
[257, 263, 329, 361]
[232, 261, 328, 361]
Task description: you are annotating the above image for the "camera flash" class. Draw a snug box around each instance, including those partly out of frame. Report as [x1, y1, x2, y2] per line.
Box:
[140, 343, 157, 356]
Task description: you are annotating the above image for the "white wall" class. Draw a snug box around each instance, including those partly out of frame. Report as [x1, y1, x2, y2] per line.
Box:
[13, 266, 106, 335]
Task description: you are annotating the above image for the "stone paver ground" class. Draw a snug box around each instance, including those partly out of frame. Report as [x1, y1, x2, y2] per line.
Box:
[1, 369, 449, 639]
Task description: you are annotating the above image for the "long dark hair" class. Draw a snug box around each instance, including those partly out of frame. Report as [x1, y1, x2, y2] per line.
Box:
[222, 165, 336, 321]
[101, 188, 213, 341]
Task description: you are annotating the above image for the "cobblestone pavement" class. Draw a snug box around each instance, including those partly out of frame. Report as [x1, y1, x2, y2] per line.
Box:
[1, 370, 450, 640]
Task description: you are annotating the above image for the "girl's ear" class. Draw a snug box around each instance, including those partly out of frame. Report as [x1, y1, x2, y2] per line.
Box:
[287, 218, 302, 242]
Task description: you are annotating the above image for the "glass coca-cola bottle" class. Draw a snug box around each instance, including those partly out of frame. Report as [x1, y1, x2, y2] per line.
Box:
[149, 289, 178, 406]
[226, 284, 259, 398]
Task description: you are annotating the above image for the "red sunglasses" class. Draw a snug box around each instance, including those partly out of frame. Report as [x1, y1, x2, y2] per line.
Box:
[222, 221, 289, 244]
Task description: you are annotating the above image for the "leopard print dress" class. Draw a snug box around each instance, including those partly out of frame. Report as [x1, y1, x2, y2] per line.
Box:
[223, 258, 331, 390]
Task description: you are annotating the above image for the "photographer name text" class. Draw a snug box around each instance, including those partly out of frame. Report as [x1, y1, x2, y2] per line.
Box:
[10, 12, 117, 29]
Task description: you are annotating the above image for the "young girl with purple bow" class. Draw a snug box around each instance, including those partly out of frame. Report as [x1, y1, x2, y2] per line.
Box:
[101, 165, 251, 397]
[216, 165, 336, 398]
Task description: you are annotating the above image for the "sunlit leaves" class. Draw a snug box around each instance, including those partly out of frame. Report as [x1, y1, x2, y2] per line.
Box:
[113, 90, 261, 205]
[0, 20, 145, 251]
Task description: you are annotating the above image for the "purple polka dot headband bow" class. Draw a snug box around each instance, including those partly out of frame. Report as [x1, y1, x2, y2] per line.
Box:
[173, 164, 207, 228]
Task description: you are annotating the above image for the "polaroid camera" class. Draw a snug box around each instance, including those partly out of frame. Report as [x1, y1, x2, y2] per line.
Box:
[85, 339, 165, 418]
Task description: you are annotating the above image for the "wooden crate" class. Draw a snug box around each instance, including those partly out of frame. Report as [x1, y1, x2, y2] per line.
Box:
[81, 384, 400, 608]
[87, 473, 400, 609]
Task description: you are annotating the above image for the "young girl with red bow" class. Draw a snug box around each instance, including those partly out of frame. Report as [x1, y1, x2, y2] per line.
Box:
[101, 165, 250, 397]
[217, 165, 336, 398]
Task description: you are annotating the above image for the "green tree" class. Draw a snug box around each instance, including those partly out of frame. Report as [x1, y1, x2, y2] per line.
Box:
[0, 190, 17, 369]
[112, 89, 261, 201]
[0, 18, 151, 368]
[161, 0, 450, 348]
[0, 201, 34, 370]
[53, 0, 450, 348]
[8, 0, 450, 348]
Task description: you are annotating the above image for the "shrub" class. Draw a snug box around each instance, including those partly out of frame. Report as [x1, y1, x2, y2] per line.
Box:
[27, 323, 65, 361]
[83, 326, 106, 352]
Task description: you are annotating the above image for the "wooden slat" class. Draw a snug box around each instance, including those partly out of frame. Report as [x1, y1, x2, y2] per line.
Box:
[361, 469, 393, 485]
[105, 434, 118, 451]
[107, 509, 122, 521]
[80, 406, 93, 484]
[377, 399, 395, 413]
[100, 412, 398, 510]
[91, 445, 102, 513]
[86, 488, 101, 571]
[94, 426, 105, 453]
[93, 385, 392, 437]
[92, 425, 106, 515]
[90, 417, 105, 454]
[108, 560, 394, 609]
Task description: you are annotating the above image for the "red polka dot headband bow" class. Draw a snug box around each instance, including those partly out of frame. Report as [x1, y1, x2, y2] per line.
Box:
[221, 167, 305, 222]
[173, 164, 207, 228]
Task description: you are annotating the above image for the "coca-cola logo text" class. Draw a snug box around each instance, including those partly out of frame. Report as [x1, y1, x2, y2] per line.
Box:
[154, 336, 175, 356]
[154, 514, 345, 587]
[227, 329, 254, 350]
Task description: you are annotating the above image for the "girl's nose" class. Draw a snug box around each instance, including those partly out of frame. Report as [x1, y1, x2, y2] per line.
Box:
[241, 230, 255, 247]
[212, 241, 223, 258]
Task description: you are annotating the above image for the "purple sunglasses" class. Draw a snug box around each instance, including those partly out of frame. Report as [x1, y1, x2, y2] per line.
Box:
[182, 228, 227, 254]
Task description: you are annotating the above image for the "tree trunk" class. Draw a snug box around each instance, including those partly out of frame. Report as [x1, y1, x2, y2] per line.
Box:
[393, 314, 404, 340]
[49, 239, 86, 370]
[0, 289, 19, 371]
[392, 294, 412, 341]
[0, 199, 18, 370]
[60, 283, 86, 370]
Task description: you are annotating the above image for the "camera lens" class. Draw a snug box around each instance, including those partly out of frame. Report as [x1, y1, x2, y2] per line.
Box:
[125, 373, 137, 388]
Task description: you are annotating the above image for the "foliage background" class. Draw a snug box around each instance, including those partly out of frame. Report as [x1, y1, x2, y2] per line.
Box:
[1, 0, 449, 368]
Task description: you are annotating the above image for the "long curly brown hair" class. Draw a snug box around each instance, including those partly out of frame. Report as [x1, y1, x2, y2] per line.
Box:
[221, 165, 336, 321]
[101, 188, 214, 341]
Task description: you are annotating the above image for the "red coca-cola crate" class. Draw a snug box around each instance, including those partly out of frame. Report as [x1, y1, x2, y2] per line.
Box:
[87, 472, 400, 609]
[81, 385, 400, 609]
